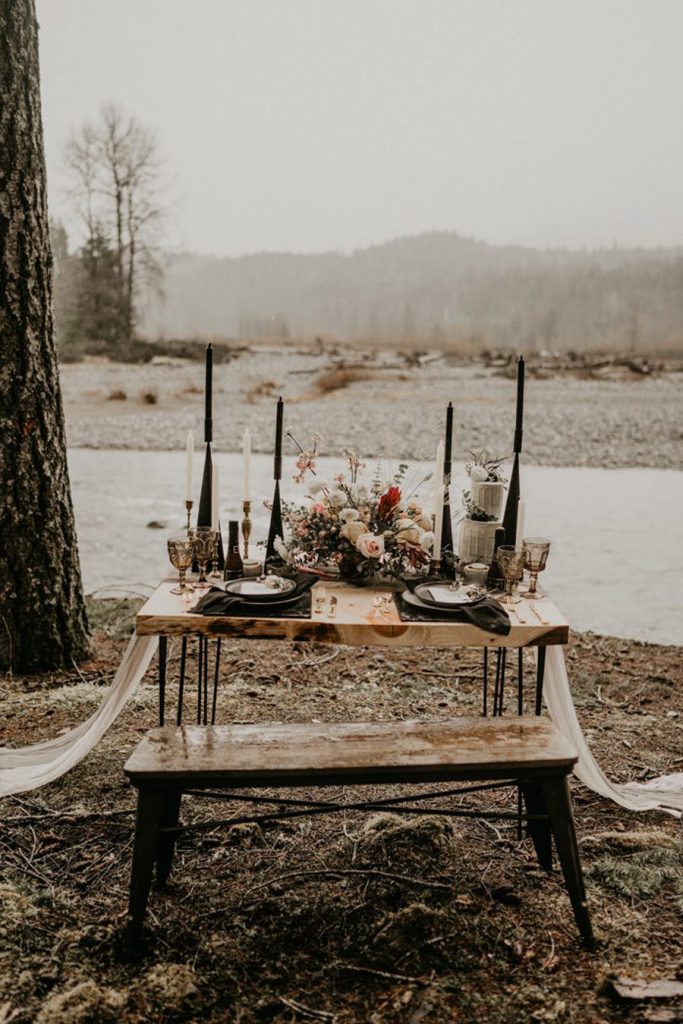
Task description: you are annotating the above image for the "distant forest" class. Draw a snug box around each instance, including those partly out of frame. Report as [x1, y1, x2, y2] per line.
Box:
[58, 230, 683, 353]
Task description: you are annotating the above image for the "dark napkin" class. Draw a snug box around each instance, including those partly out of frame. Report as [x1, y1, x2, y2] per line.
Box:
[399, 576, 511, 636]
[191, 572, 316, 616]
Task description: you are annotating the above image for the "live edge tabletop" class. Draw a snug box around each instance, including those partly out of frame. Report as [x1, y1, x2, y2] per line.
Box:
[136, 580, 569, 649]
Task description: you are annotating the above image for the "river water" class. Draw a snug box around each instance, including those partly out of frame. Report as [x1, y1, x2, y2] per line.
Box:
[68, 449, 683, 645]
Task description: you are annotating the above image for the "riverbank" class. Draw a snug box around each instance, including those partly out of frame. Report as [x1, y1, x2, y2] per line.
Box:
[60, 350, 683, 469]
[0, 600, 681, 1023]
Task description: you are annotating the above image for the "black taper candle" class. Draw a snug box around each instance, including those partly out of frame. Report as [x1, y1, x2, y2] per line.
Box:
[204, 343, 213, 443]
[441, 402, 454, 555]
[274, 395, 283, 481]
[195, 447, 225, 570]
[514, 354, 524, 454]
[195, 343, 224, 569]
[265, 481, 284, 566]
[266, 397, 285, 565]
[501, 354, 525, 545]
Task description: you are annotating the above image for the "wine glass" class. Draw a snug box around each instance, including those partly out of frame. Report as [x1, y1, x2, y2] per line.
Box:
[495, 545, 525, 607]
[192, 527, 216, 586]
[167, 535, 194, 595]
[521, 538, 551, 596]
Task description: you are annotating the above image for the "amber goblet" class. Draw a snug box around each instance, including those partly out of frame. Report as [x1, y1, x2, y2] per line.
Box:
[521, 538, 551, 596]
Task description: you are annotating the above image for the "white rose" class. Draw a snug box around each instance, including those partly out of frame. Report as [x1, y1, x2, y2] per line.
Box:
[396, 518, 414, 531]
[339, 508, 360, 522]
[469, 465, 488, 483]
[420, 530, 435, 551]
[352, 483, 369, 502]
[417, 514, 433, 532]
[341, 521, 366, 544]
[328, 490, 346, 508]
[356, 533, 385, 559]
[397, 524, 422, 544]
[307, 478, 328, 496]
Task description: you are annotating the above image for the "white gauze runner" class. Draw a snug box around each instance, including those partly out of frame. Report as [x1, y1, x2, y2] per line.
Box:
[0, 635, 158, 797]
[544, 645, 683, 817]
[2, 635, 682, 816]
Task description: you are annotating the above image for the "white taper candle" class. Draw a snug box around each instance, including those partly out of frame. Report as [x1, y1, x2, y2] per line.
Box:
[243, 428, 251, 500]
[185, 431, 194, 502]
[515, 500, 526, 547]
[433, 441, 445, 561]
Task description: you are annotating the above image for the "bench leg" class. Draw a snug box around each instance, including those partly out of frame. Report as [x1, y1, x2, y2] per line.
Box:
[539, 775, 596, 949]
[126, 787, 165, 951]
[520, 781, 553, 871]
[156, 790, 182, 888]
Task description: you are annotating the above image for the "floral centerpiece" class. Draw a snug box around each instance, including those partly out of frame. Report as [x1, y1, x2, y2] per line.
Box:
[275, 439, 435, 583]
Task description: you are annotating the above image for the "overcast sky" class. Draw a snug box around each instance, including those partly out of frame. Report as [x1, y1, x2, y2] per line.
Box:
[37, 0, 683, 257]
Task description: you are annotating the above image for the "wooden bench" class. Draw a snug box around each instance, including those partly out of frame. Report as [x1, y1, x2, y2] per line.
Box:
[123, 718, 595, 949]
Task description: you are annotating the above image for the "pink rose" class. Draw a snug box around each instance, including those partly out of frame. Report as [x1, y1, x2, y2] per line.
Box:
[356, 533, 385, 559]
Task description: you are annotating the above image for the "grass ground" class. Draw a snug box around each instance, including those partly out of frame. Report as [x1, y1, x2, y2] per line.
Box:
[0, 600, 681, 1023]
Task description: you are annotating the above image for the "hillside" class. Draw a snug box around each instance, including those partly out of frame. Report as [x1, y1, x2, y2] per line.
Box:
[140, 232, 683, 351]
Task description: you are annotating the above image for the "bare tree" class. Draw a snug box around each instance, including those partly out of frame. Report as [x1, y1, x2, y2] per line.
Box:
[65, 104, 164, 342]
[0, 0, 89, 672]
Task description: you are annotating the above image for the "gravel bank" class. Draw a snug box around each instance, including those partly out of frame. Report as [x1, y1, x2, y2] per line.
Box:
[61, 351, 683, 468]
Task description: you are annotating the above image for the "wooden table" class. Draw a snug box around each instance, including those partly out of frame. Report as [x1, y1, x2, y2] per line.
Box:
[136, 580, 569, 726]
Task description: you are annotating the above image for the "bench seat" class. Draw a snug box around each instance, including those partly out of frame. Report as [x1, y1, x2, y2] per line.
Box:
[123, 718, 594, 951]
[125, 718, 578, 785]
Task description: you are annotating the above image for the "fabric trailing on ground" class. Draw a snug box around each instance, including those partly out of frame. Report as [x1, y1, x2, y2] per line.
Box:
[0, 635, 158, 796]
[1, 634, 681, 817]
[543, 645, 683, 817]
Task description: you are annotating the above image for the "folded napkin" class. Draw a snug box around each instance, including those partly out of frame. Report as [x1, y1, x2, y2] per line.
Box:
[400, 576, 511, 636]
[191, 572, 316, 616]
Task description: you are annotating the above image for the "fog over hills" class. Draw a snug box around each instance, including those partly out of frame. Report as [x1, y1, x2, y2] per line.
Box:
[141, 231, 683, 351]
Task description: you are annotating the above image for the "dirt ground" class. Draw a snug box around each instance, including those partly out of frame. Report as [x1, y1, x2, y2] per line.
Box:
[1, 599, 682, 1024]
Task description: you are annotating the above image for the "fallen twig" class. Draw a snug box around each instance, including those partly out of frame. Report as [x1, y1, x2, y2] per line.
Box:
[243, 867, 452, 899]
[279, 996, 337, 1020]
[334, 963, 429, 986]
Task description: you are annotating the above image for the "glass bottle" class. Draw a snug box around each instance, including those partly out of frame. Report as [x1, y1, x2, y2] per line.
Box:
[224, 519, 244, 580]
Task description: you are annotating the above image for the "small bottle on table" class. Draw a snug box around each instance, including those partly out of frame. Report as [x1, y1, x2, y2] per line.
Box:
[224, 520, 244, 580]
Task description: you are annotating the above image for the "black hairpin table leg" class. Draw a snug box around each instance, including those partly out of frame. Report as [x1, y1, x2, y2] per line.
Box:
[197, 637, 203, 724]
[535, 647, 547, 716]
[158, 637, 167, 726]
[482, 647, 489, 716]
[177, 638, 187, 725]
[211, 639, 222, 725]
[517, 648, 524, 715]
[491, 649, 500, 716]
[203, 638, 209, 725]
[493, 648, 507, 716]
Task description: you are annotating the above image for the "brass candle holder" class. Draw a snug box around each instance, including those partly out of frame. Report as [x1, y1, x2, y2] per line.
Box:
[185, 499, 193, 534]
[241, 499, 252, 560]
[429, 557, 442, 576]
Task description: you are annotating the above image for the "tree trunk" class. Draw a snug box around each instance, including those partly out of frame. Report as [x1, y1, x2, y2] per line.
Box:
[0, 0, 89, 672]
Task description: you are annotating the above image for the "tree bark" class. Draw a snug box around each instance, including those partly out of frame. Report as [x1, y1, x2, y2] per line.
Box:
[0, 0, 89, 672]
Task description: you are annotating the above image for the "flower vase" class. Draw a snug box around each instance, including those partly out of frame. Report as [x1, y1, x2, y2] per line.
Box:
[458, 517, 500, 564]
[471, 481, 505, 520]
